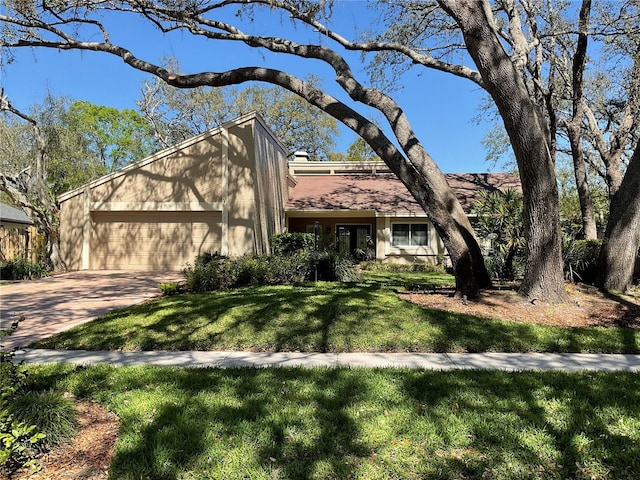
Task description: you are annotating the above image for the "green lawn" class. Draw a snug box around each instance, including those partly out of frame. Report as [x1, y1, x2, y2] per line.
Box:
[27, 364, 640, 480]
[21, 273, 640, 479]
[34, 281, 639, 353]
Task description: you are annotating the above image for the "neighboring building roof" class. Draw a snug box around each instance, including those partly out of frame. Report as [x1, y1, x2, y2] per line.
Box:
[0, 203, 34, 225]
[445, 173, 522, 211]
[285, 173, 521, 214]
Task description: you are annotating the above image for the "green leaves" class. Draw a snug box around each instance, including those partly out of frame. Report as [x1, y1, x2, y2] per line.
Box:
[66, 100, 157, 173]
[138, 65, 339, 159]
[472, 188, 526, 280]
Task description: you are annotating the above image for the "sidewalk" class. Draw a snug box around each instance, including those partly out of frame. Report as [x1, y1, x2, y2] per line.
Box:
[12, 349, 640, 371]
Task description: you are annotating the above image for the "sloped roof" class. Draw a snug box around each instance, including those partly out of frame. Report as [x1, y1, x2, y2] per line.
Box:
[58, 111, 283, 203]
[286, 173, 521, 214]
[0, 203, 33, 225]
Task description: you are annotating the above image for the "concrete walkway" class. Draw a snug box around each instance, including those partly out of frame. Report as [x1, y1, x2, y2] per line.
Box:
[0, 270, 181, 350]
[12, 349, 640, 372]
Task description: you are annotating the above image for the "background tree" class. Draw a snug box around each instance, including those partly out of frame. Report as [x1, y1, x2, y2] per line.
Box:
[33, 94, 107, 197]
[65, 100, 156, 173]
[0, 92, 158, 268]
[0, 93, 65, 269]
[345, 137, 380, 162]
[233, 80, 340, 161]
[472, 189, 526, 281]
[139, 60, 339, 160]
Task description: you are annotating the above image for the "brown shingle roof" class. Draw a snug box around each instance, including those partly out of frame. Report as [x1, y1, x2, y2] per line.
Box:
[286, 173, 520, 213]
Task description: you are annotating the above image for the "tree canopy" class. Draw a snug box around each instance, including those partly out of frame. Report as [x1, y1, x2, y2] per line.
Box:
[138, 63, 339, 160]
[1, 0, 638, 295]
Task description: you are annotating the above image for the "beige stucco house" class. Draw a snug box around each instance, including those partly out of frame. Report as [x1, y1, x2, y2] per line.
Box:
[286, 160, 520, 264]
[58, 112, 520, 271]
[58, 112, 289, 270]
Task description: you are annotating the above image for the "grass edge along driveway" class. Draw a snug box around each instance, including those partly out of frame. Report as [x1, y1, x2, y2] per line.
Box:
[34, 282, 639, 353]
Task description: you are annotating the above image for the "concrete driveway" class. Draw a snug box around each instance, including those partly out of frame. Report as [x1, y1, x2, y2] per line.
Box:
[0, 270, 182, 350]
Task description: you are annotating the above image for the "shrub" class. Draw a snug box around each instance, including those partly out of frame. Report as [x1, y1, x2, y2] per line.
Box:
[9, 391, 77, 446]
[183, 252, 316, 292]
[271, 232, 315, 255]
[183, 254, 228, 292]
[318, 252, 361, 282]
[484, 251, 526, 281]
[182, 247, 367, 291]
[0, 259, 50, 281]
[331, 253, 361, 282]
[265, 252, 313, 284]
[1, 322, 47, 476]
[158, 282, 183, 296]
[563, 239, 602, 284]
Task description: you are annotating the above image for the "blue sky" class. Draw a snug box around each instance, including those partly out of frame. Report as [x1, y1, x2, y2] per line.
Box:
[0, 2, 496, 173]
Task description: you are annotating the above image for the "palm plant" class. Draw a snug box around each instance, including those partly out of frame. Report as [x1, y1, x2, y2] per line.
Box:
[472, 189, 526, 280]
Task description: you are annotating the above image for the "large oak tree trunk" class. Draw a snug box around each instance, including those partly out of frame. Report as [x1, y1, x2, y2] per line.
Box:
[338, 116, 490, 299]
[440, 0, 568, 302]
[597, 142, 640, 292]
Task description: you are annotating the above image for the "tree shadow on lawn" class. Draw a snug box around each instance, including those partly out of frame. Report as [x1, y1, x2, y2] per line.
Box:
[136, 284, 387, 352]
[65, 366, 372, 480]
[420, 305, 639, 353]
[36, 365, 640, 479]
[401, 370, 640, 478]
[34, 284, 390, 352]
[34, 283, 639, 353]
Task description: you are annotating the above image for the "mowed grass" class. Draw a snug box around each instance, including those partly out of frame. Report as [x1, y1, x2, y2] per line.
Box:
[28, 364, 640, 480]
[34, 281, 639, 353]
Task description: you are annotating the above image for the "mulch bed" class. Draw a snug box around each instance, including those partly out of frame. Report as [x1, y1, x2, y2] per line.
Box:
[10, 399, 119, 480]
[402, 283, 640, 328]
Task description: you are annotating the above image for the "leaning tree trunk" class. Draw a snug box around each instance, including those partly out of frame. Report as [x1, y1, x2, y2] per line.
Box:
[597, 142, 640, 292]
[440, 0, 568, 302]
[339, 95, 492, 299]
[325, 108, 490, 299]
[381, 150, 491, 298]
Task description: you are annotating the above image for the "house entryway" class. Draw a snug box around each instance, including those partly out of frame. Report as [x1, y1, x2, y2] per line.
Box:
[336, 224, 373, 258]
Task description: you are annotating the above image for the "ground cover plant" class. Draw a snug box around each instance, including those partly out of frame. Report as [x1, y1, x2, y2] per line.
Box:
[23, 364, 640, 480]
[360, 266, 454, 290]
[1, 323, 77, 477]
[34, 280, 639, 353]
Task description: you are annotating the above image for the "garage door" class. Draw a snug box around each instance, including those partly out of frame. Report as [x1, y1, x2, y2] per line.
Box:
[90, 211, 222, 270]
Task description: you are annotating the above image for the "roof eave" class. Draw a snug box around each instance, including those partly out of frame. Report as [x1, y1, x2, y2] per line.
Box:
[58, 111, 269, 203]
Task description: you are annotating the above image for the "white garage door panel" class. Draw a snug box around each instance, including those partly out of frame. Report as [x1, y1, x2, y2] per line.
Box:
[90, 211, 222, 270]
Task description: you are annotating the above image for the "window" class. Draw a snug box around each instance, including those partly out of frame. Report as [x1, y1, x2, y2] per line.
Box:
[391, 223, 428, 247]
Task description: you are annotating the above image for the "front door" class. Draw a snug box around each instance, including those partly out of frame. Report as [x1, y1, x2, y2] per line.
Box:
[336, 225, 372, 259]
